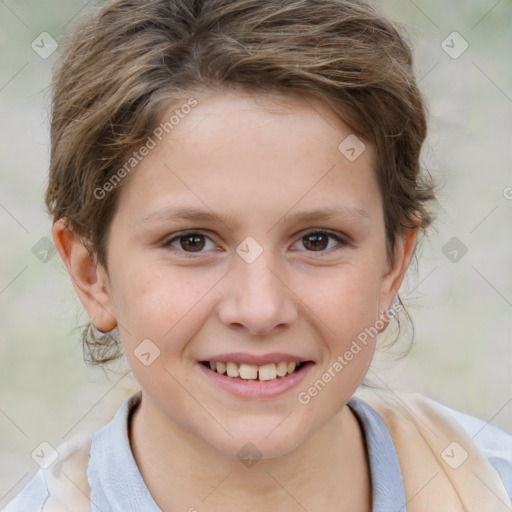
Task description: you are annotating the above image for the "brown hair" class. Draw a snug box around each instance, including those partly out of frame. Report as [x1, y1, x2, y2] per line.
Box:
[46, 0, 436, 365]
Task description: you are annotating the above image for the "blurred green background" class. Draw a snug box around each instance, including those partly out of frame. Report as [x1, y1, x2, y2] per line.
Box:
[1, 0, 511, 506]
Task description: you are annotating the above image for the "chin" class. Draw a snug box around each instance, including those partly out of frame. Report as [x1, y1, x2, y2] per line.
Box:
[199, 419, 312, 462]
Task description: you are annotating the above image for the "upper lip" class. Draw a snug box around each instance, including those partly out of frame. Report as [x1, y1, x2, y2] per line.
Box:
[200, 352, 313, 366]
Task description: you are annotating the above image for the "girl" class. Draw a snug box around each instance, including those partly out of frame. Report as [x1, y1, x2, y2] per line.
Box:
[5, 0, 511, 510]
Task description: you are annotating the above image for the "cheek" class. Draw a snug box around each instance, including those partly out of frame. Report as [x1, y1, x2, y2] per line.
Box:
[111, 264, 218, 349]
[306, 264, 383, 388]
[296, 271, 381, 412]
[119, 277, 213, 394]
[308, 264, 383, 330]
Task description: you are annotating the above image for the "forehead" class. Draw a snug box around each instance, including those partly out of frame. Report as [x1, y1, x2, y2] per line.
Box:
[165, 88, 366, 146]
[116, 89, 380, 226]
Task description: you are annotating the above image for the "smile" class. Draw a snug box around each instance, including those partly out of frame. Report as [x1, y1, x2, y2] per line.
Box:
[205, 361, 304, 381]
[197, 358, 314, 399]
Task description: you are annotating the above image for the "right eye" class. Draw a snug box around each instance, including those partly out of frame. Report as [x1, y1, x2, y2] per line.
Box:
[162, 231, 217, 257]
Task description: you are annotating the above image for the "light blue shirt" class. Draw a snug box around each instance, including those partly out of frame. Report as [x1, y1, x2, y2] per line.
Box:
[4, 393, 512, 511]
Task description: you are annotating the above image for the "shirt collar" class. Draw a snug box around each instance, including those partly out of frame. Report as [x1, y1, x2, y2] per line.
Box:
[87, 392, 406, 512]
[348, 396, 407, 511]
[88, 391, 161, 512]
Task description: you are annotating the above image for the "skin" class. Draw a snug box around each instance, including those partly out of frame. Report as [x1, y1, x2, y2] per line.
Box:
[53, 89, 418, 511]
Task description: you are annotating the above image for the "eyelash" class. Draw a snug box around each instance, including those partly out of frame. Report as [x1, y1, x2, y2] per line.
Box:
[161, 229, 349, 258]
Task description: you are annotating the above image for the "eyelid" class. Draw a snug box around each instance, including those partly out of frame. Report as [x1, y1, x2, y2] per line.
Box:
[292, 228, 350, 253]
[161, 230, 218, 257]
[299, 227, 347, 240]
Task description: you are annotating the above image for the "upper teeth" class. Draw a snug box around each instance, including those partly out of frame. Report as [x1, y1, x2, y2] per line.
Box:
[209, 361, 298, 381]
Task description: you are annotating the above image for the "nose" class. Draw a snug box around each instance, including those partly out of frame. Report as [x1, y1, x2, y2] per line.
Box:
[217, 252, 299, 336]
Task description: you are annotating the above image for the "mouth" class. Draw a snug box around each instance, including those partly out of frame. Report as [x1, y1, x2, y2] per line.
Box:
[197, 358, 314, 399]
[200, 360, 308, 381]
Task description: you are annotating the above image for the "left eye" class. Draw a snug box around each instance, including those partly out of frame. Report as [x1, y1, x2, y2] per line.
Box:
[292, 230, 347, 253]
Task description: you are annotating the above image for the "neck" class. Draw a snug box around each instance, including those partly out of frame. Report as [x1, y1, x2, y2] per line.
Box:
[130, 394, 371, 511]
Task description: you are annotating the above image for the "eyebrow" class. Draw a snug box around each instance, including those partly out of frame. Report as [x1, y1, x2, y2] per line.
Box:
[139, 205, 369, 229]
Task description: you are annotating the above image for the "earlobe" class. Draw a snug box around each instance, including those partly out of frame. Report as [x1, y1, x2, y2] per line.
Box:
[52, 219, 117, 332]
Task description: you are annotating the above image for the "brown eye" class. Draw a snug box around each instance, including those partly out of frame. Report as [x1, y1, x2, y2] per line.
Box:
[164, 231, 215, 255]
[295, 230, 348, 254]
[180, 234, 205, 252]
[302, 232, 330, 251]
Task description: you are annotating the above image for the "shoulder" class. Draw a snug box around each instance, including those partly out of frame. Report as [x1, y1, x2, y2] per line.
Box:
[2, 392, 140, 512]
[437, 399, 512, 496]
[399, 393, 512, 472]
[2, 430, 94, 512]
[2, 469, 48, 512]
[355, 388, 512, 502]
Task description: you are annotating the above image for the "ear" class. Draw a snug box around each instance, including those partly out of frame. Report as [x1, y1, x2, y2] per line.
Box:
[379, 227, 419, 321]
[52, 219, 117, 332]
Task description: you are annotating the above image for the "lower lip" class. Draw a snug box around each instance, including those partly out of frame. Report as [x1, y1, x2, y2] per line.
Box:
[197, 362, 314, 399]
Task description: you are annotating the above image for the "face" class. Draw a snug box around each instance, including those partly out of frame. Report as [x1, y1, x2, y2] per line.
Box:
[73, 90, 413, 459]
